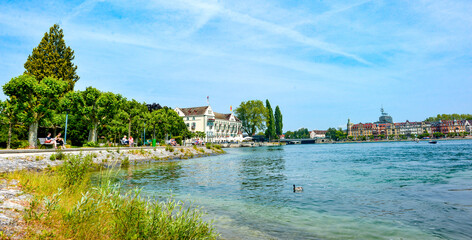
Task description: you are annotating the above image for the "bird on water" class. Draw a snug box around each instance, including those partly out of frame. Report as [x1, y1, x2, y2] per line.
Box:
[293, 184, 303, 192]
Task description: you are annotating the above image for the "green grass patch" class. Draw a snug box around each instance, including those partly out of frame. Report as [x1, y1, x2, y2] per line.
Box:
[2, 154, 218, 240]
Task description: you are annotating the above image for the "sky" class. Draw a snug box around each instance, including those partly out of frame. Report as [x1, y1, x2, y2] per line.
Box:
[0, 0, 471, 131]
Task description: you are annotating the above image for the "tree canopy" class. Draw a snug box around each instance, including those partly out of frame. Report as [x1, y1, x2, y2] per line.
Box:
[285, 128, 309, 139]
[24, 24, 79, 92]
[265, 99, 276, 140]
[3, 74, 68, 147]
[425, 114, 472, 122]
[274, 105, 283, 136]
[234, 100, 266, 136]
[61, 87, 120, 143]
[325, 127, 347, 141]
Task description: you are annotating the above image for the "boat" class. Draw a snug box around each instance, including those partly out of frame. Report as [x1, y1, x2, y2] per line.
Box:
[429, 141, 437, 144]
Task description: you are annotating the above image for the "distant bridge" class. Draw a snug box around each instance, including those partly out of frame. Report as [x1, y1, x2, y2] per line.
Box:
[280, 139, 314, 144]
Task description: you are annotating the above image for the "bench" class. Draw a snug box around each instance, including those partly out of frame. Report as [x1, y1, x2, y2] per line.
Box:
[38, 138, 55, 149]
[120, 139, 137, 147]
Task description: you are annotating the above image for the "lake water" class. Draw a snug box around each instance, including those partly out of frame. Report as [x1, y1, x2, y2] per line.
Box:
[109, 140, 472, 239]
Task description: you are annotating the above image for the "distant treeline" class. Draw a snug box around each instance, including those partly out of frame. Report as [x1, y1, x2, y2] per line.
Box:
[425, 114, 472, 122]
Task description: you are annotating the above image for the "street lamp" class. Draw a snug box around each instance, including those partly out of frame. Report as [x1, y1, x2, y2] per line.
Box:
[64, 109, 70, 144]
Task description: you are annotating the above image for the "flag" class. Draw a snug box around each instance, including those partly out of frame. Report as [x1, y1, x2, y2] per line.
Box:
[230, 106, 232, 111]
[206, 96, 209, 104]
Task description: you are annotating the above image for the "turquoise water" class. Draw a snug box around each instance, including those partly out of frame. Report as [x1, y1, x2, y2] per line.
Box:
[109, 140, 472, 239]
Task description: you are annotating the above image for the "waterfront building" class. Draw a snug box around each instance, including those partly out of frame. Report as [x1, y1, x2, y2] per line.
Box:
[310, 130, 327, 139]
[430, 120, 467, 134]
[174, 105, 243, 143]
[346, 108, 469, 139]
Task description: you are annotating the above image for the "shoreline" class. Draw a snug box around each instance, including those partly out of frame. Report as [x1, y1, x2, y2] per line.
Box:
[0, 146, 224, 239]
[0, 146, 224, 173]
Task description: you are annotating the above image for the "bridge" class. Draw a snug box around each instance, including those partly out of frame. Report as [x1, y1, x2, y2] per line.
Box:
[280, 138, 329, 144]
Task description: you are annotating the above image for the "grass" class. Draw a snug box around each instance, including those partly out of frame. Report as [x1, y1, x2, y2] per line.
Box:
[2, 154, 218, 240]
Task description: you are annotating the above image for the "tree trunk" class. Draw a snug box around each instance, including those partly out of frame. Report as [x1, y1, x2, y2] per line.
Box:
[53, 127, 57, 137]
[7, 122, 12, 149]
[88, 121, 99, 142]
[128, 119, 131, 138]
[28, 121, 39, 148]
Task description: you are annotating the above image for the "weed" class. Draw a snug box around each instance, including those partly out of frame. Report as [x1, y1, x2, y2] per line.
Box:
[121, 156, 130, 168]
[60, 154, 93, 187]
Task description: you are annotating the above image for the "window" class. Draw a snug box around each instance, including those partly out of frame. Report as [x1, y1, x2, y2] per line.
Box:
[187, 117, 189, 120]
[192, 117, 195, 120]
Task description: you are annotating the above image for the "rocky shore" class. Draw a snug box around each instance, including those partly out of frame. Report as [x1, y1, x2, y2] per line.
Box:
[0, 146, 222, 173]
[0, 146, 223, 238]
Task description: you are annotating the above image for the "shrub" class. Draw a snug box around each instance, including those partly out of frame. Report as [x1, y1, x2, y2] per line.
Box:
[174, 136, 183, 145]
[60, 154, 93, 187]
[165, 145, 174, 152]
[83, 141, 99, 148]
[121, 156, 130, 168]
[11, 140, 29, 149]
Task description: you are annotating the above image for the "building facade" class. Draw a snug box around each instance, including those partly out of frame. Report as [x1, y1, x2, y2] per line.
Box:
[347, 108, 470, 139]
[310, 130, 327, 139]
[174, 105, 243, 143]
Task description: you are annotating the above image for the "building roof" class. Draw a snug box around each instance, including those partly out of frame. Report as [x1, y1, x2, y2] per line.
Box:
[178, 106, 209, 116]
[214, 112, 231, 120]
[311, 130, 327, 134]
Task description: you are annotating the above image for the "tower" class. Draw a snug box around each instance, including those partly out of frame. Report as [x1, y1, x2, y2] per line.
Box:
[347, 118, 353, 136]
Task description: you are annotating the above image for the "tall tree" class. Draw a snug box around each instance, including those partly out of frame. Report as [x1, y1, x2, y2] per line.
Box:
[265, 99, 276, 140]
[3, 74, 68, 147]
[0, 99, 19, 149]
[24, 24, 79, 92]
[61, 87, 120, 143]
[120, 99, 146, 138]
[274, 105, 283, 136]
[234, 100, 266, 136]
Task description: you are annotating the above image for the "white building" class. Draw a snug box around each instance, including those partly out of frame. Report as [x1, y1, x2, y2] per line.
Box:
[310, 130, 327, 139]
[174, 105, 243, 143]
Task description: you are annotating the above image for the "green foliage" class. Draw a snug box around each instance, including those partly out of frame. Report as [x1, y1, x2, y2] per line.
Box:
[10, 139, 29, 149]
[433, 132, 445, 138]
[24, 24, 79, 92]
[60, 154, 93, 187]
[121, 156, 130, 168]
[274, 105, 283, 136]
[425, 114, 472, 122]
[325, 128, 347, 141]
[50, 149, 67, 160]
[285, 128, 310, 139]
[3, 74, 68, 147]
[61, 87, 120, 143]
[165, 145, 174, 152]
[147, 107, 191, 141]
[234, 100, 266, 136]
[418, 131, 430, 139]
[174, 136, 183, 145]
[265, 99, 276, 140]
[83, 141, 99, 148]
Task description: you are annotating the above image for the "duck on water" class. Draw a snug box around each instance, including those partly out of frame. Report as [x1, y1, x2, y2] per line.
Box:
[293, 185, 303, 192]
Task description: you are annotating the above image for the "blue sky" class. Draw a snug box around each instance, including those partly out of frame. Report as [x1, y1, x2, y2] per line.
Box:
[0, 0, 471, 131]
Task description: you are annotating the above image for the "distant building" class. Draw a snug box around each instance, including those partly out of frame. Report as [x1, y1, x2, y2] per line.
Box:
[310, 130, 327, 139]
[346, 107, 470, 139]
[174, 105, 243, 143]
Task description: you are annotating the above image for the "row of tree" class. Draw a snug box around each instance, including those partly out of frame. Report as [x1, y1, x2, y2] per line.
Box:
[0, 24, 192, 148]
[284, 128, 310, 139]
[425, 114, 472, 122]
[234, 99, 283, 139]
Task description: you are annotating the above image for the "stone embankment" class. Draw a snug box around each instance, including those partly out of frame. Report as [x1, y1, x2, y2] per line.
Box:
[0, 146, 221, 173]
[0, 179, 31, 239]
[0, 146, 223, 238]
